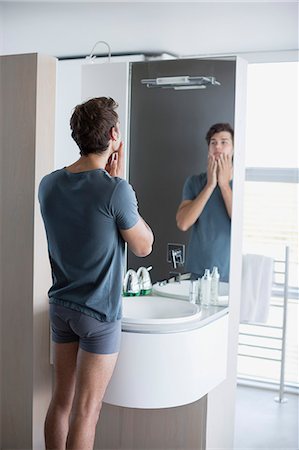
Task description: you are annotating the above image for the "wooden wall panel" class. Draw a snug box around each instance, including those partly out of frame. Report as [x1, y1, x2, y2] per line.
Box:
[33, 53, 56, 450]
[0, 53, 56, 450]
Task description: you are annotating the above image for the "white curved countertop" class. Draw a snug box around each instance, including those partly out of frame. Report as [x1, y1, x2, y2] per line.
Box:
[122, 281, 229, 333]
[153, 279, 229, 301]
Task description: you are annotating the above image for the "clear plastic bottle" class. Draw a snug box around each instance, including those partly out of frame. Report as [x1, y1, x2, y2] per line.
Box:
[210, 266, 220, 305]
[189, 279, 199, 304]
[200, 269, 211, 307]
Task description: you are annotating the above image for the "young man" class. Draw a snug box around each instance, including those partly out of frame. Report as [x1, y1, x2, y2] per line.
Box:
[39, 97, 154, 450]
[176, 123, 234, 282]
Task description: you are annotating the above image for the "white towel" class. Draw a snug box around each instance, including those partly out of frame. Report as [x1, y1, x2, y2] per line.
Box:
[240, 254, 274, 323]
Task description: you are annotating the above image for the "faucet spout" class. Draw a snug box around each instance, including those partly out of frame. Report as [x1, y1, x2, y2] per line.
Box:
[169, 271, 182, 283]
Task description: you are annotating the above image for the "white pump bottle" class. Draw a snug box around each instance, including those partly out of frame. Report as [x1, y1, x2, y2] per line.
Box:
[200, 269, 211, 307]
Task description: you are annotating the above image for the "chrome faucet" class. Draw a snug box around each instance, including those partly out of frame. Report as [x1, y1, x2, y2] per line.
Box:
[171, 249, 183, 269]
[169, 271, 182, 283]
[167, 244, 185, 269]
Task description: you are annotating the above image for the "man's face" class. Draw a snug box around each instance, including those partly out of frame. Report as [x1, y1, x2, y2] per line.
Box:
[208, 131, 233, 160]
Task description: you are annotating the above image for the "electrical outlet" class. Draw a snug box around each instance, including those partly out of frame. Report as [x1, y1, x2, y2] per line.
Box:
[167, 243, 185, 265]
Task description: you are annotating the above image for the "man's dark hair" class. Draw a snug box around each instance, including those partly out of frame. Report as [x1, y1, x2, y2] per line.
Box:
[70, 97, 119, 156]
[205, 123, 234, 145]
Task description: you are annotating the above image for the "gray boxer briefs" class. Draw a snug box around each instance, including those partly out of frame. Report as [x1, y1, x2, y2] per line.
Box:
[50, 304, 121, 354]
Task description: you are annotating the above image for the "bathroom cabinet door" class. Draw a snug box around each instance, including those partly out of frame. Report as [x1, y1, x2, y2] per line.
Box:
[95, 397, 207, 449]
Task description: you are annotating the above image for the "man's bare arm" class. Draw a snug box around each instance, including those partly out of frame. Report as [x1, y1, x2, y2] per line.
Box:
[176, 185, 215, 231]
[120, 217, 154, 257]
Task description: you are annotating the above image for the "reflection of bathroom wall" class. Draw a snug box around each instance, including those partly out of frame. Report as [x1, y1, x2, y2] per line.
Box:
[128, 58, 236, 282]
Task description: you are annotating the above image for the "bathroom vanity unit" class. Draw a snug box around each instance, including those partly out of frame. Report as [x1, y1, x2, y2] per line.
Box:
[104, 297, 228, 409]
[94, 284, 229, 449]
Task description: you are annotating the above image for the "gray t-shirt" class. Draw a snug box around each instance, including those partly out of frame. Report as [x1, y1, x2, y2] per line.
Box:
[182, 173, 231, 282]
[38, 168, 139, 322]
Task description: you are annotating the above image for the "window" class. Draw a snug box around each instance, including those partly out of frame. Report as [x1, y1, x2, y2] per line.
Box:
[238, 61, 298, 388]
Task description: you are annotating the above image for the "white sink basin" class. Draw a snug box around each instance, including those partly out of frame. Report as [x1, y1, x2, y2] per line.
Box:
[122, 295, 201, 325]
[152, 279, 229, 305]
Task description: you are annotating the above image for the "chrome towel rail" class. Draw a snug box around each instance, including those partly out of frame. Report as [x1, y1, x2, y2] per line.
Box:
[238, 246, 290, 403]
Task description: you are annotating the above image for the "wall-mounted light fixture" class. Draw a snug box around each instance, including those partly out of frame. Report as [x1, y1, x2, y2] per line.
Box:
[85, 41, 111, 63]
[141, 75, 220, 90]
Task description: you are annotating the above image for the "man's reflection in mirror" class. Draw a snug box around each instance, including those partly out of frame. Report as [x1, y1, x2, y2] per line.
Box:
[176, 123, 234, 282]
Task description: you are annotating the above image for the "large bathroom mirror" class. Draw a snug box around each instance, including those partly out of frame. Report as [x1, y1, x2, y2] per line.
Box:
[127, 58, 236, 285]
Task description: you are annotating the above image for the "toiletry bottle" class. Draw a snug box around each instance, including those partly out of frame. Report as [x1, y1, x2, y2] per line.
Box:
[200, 269, 211, 307]
[189, 280, 199, 304]
[211, 266, 220, 305]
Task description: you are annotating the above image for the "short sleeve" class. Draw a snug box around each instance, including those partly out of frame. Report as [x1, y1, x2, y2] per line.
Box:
[111, 180, 139, 230]
[182, 174, 206, 201]
[182, 176, 195, 201]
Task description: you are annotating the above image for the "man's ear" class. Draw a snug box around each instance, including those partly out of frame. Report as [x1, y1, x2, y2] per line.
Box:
[110, 126, 118, 141]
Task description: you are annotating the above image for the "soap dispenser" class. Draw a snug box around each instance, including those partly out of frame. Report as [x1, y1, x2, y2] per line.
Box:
[200, 269, 211, 307]
[136, 266, 152, 295]
[123, 269, 140, 296]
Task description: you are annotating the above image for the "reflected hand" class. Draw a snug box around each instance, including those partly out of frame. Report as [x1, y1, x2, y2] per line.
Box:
[217, 154, 233, 188]
[207, 155, 217, 189]
[105, 141, 125, 178]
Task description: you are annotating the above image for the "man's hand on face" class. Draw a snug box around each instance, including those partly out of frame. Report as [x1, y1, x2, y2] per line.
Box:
[105, 141, 125, 178]
[217, 154, 233, 188]
[207, 155, 218, 190]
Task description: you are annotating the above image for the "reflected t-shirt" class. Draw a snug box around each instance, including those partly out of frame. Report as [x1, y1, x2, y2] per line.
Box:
[182, 173, 232, 282]
[38, 168, 139, 322]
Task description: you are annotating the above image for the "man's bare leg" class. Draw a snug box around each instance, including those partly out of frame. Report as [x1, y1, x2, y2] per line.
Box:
[66, 348, 118, 450]
[45, 341, 79, 450]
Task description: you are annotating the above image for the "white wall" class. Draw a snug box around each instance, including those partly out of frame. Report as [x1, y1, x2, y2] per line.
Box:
[54, 54, 145, 170]
[1, 2, 298, 58]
